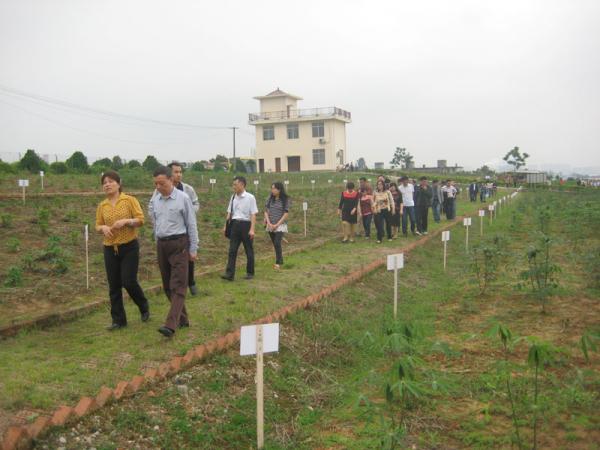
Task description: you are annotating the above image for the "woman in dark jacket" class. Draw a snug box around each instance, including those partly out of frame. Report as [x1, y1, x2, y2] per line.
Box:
[338, 181, 359, 243]
[264, 182, 289, 270]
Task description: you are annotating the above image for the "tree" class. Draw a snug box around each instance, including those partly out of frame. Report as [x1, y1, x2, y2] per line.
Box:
[211, 154, 229, 171]
[476, 165, 495, 177]
[357, 157, 367, 170]
[0, 159, 15, 173]
[191, 161, 205, 171]
[142, 155, 161, 172]
[66, 151, 89, 172]
[245, 159, 256, 173]
[19, 149, 47, 173]
[232, 158, 247, 173]
[111, 155, 123, 170]
[49, 162, 68, 174]
[390, 147, 414, 169]
[91, 158, 112, 171]
[503, 146, 529, 171]
[127, 159, 141, 169]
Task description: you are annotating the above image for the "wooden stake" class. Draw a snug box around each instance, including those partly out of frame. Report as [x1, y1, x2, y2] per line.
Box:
[256, 324, 264, 449]
[393, 256, 398, 319]
[303, 210, 307, 237]
[22, 186, 26, 204]
[85, 224, 90, 290]
[443, 240, 447, 271]
[465, 223, 469, 253]
[480, 215, 483, 236]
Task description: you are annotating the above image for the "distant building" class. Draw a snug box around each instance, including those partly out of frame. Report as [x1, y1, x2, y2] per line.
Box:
[374, 162, 385, 170]
[249, 88, 351, 172]
[515, 170, 548, 185]
[411, 160, 463, 174]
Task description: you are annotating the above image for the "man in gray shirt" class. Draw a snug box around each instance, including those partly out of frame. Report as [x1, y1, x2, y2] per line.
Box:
[149, 166, 198, 338]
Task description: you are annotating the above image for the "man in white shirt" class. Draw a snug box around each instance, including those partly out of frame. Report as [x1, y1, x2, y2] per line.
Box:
[398, 176, 417, 236]
[221, 176, 258, 281]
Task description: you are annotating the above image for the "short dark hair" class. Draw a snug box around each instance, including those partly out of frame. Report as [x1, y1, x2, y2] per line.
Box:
[101, 170, 122, 192]
[233, 176, 247, 186]
[168, 161, 183, 170]
[359, 177, 367, 182]
[153, 165, 172, 178]
[346, 181, 355, 190]
[399, 176, 408, 182]
[432, 178, 439, 183]
[419, 176, 427, 181]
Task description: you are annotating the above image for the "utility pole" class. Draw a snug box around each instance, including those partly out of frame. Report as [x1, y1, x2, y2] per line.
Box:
[232, 126, 238, 173]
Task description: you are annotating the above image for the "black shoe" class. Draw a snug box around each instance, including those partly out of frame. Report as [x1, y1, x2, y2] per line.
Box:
[158, 326, 175, 338]
[189, 284, 198, 296]
[107, 323, 126, 331]
[178, 323, 190, 329]
[221, 274, 234, 281]
[244, 274, 254, 280]
[141, 311, 150, 322]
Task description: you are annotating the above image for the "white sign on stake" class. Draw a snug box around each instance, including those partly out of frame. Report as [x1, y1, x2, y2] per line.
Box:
[343, 179, 347, 184]
[85, 224, 90, 290]
[478, 210, 485, 217]
[387, 253, 404, 319]
[39, 171, 44, 190]
[209, 178, 216, 184]
[240, 323, 280, 450]
[240, 323, 280, 356]
[463, 217, 472, 226]
[254, 180, 259, 185]
[328, 179, 332, 184]
[303, 202, 308, 236]
[442, 230, 450, 271]
[463, 218, 471, 253]
[284, 180, 289, 186]
[311, 180, 315, 184]
[18, 179, 29, 187]
[302, 201, 308, 211]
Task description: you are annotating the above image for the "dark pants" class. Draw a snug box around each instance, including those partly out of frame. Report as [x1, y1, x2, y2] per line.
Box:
[188, 260, 195, 287]
[469, 192, 477, 202]
[432, 199, 441, 222]
[269, 231, 284, 265]
[362, 214, 373, 237]
[225, 220, 255, 277]
[374, 209, 392, 241]
[444, 198, 456, 219]
[103, 239, 149, 326]
[402, 205, 416, 235]
[157, 235, 189, 331]
[416, 205, 429, 232]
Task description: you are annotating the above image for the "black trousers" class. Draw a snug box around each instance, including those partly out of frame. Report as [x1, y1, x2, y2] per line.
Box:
[269, 231, 284, 265]
[225, 220, 255, 277]
[188, 260, 195, 287]
[416, 205, 429, 232]
[103, 239, 149, 326]
[374, 209, 392, 241]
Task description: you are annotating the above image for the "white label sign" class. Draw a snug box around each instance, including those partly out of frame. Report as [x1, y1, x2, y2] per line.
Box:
[284, 180, 289, 185]
[254, 180, 259, 185]
[442, 230, 450, 242]
[209, 178, 216, 184]
[311, 180, 315, 184]
[84, 224, 89, 241]
[18, 179, 29, 187]
[240, 323, 280, 356]
[463, 217, 472, 226]
[343, 179, 347, 183]
[387, 253, 404, 271]
[493, 201, 497, 206]
[478, 210, 485, 217]
[489, 205, 495, 211]
[328, 179, 332, 184]
[302, 202, 308, 211]
[39, 171, 44, 177]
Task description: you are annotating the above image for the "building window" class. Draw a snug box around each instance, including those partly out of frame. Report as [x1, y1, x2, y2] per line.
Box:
[312, 121, 324, 138]
[263, 126, 274, 141]
[287, 123, 299, 139]
[312, 149, 325, 165]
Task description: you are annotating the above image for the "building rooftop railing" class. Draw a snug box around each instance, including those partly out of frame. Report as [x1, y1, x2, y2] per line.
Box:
[249, 107, 351, 123]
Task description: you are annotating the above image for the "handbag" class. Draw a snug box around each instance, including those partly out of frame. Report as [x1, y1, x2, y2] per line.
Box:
[224, 195, 234, 239]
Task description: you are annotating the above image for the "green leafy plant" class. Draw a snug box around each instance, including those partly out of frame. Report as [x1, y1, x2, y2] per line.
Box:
[519, 235, 561, 313]
[37, 208, 50, 234]
[580, 331, 599, 363]
[470, 235, 506, 295]
[1, 213, 13, 228]
[6, 237, 21, 253]
[4, 266, 23, 287]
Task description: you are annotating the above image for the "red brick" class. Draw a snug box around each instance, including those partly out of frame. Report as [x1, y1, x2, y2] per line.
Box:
[129, 375, 145, 392]
[182, 349, 196, 367]
[113, 380, 132, 399]
[169, 356, 183, 375]
[204, 341, 217, 354]
[194, 344, 207, 360]
[95, 386, 114, 407]
[50, 405, 74, 427]
[157, 362, 170, 379]
[143, 368, 158, 381]
[26, 416, 50, 439]
[215, 337, 228, 351]
[2, 426, 30, 450]
[73, 397, 96, 417]
[225, 332, 238, 346]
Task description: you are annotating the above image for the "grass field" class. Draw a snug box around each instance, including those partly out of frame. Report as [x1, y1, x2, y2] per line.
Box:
[30, 188, 600, 450]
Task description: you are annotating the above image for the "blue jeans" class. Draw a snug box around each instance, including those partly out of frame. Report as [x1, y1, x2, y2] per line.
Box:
[362, 214, 373, 237]
[432, 200, 441, 222]
[401, 206, 416, 234]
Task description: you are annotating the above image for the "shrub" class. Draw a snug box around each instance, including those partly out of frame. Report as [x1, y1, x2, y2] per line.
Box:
[1, 213, 13, 228]
[37, 208, 50, 234]
[49, 162, 68, 174]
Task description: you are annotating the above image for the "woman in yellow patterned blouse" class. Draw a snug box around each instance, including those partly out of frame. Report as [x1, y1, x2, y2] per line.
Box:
[95, 170, 150, 331]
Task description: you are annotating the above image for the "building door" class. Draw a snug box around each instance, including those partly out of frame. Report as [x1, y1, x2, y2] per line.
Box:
[258, 159, 264, 173]
[275, 157, 281, 173]
[287, 156, 301, 172]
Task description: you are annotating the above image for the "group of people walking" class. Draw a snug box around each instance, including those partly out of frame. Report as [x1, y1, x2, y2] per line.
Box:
[468, 180, 498, 202]
[338, 175, 460, 243]
[95, 163, 289, 339]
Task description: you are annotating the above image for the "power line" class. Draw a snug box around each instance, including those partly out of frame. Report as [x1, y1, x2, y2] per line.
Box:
[0, 84, 235, 130]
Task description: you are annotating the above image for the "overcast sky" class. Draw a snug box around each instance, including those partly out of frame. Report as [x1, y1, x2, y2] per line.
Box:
[0, 0, 598, 173]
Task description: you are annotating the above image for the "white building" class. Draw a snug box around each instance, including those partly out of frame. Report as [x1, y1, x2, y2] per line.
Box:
[248, 89, 351, 172]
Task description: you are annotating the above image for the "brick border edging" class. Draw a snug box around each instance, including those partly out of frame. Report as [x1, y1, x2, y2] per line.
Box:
[0, 216, 466, 450]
